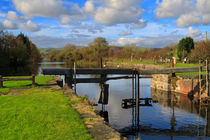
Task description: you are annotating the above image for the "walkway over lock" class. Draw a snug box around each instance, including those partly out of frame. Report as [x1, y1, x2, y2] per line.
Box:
[42, 68, 141, 87]
[42, 68, 138, 75]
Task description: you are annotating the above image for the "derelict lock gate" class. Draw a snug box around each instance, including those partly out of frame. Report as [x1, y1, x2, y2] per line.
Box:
[42, 68, 146, 129]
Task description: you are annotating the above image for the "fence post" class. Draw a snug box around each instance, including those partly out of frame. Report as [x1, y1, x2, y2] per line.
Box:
[0, 75, 3, 88]
[199, 60, 202, 101]
[206, 60, 210, 97]
[32, 74, 35, 86]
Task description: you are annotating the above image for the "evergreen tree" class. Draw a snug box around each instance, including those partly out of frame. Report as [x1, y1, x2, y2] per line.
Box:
[177, 37, 194, 60]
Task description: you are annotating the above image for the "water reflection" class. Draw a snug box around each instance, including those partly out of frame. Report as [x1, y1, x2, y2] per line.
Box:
[37, 63, 210, 139]
[76, 77, 210, 140]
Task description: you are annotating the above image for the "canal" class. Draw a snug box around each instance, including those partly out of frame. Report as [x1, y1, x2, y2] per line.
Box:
[40, 62, 210, 140]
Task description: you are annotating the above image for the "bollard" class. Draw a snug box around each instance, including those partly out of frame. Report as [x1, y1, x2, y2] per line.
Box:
[0, 75, 3, 88]
[64, 74, 73, 89]
[32, 74, 35, 86]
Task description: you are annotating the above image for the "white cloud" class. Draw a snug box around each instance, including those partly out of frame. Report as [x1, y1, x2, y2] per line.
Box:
[84, 0, 95, 13]
[115, 36, 181, 48]
[83, 0, 145, 26]
[29, 35, 92, 48]
[19, 20, 40, 32]
[155, 0, 194, 18]
[119, 30, 132, 36]
[197, 0, 210, 14]
[155, 0, 210, 27]
[2, 20, 17, 29]
[187, 27, 201, 38]
[176, 12, 201, 27]
[60, 15, 71, 24]
[12, 0, 69, 18]
[106, 0, 141, 10]
[94, 7, 143, 25]
[197, 0, 210, 25]
[131, 19, 147, 29]
[6, 11, 24, 22]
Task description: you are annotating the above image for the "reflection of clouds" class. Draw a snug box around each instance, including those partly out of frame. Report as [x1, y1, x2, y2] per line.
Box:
[76, 75, 101, 100]
[75, 74, 207, 132]
[150, 103, 206, 129]
[107, 90, 132, 129]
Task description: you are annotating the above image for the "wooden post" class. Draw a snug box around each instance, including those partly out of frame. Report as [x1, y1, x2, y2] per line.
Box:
[206, 60, 209, 97]
[132, 73, 134, 128]
[134, 73, 137, 127]
[100, 57, 103, 69]
[64, 74, 73, 89]
[0, 75, 3, 88]
[199, 60, 202, 101]
[32, 74, 35, 86]
[137, 73, 140, 130]
[74, 62, 76, 93]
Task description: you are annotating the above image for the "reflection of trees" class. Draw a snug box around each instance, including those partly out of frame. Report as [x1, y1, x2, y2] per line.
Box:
[151, 88, 210, 137]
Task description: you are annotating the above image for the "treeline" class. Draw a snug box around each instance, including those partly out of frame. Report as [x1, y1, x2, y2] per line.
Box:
[44, 37, 210, 66]
[176, 37, 210, 63]
[46, 37, 110, 67]
[45, 37, 158, 67]
[0, 30, 41, 75]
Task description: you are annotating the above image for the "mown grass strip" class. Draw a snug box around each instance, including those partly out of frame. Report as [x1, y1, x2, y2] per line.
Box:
[0, 88, 93, 140]
[111, 60, 200, 67]
[111, 59, 155, 64]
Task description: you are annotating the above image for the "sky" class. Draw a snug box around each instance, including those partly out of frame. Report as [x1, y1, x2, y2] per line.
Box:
[0, 0, 209, 48]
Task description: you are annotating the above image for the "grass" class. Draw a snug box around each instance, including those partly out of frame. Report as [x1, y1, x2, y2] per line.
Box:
[111, 59, 206, 75]
[112, 59, 201, 67]
[111, 59, 155, 64]
[174, 63, 200, 67]
[0, 76, 53, 93]
[0, 88, 93, 140]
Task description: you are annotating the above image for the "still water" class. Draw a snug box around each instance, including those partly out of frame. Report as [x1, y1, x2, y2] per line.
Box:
[40, 63, 210, 140]
[76, 75, 210, 140]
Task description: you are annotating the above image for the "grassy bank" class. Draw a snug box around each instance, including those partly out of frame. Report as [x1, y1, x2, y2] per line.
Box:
[0, 88, 92, 140]
[0, 76, 53, 93]
[110, 59, 206, 75]
[111, 59, 200, 67]
[111, 59, 155, 64]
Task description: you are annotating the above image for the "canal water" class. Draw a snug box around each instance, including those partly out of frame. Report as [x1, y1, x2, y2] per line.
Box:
[40, 63, 210, 140]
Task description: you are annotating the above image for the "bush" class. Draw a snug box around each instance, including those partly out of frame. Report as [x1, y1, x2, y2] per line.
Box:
[188, 41, 210, 63]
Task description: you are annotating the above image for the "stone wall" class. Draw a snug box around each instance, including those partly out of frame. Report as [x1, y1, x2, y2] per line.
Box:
[151, 74, 208, 97]
[151, 74, 171, 91]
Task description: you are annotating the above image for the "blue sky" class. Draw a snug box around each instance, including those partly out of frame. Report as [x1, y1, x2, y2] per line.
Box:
[0, 0, 209, 48]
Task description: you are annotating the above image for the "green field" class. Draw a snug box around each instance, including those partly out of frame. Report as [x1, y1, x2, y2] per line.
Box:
[0, 88, 92, 140]
[0, 76, 53, 93]
[159, 63, 200, 67]
[112, 59, 201, 67]
[111, 59, 155, 64]
[110, 60, 206, 75]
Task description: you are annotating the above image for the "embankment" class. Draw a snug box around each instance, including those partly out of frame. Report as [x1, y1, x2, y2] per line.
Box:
[151, 74, 208, 98]
[106, 61, 209, 97]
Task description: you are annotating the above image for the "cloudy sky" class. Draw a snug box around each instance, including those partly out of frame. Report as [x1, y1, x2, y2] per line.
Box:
[0, 0, 209, 48]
